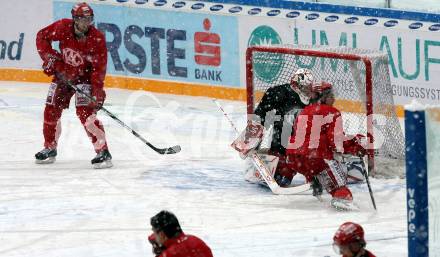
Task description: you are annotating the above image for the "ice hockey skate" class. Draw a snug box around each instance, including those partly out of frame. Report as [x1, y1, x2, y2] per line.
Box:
[91, 149, 113, 169]
[35, 148, 57, 164]
[330, 186, 359, 211]
[331, 198, 360, 212]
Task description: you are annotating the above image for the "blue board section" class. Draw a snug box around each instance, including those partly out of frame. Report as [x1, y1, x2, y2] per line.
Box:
[53, 1, 240, 87]
[196, 0, 440, 23]
[405, 110, 429, 257]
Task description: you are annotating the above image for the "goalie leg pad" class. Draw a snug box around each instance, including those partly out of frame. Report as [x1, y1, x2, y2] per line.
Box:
[343, 155, 367, 183]
[317, 160, 354, 209]
[244, 158, 261, 184]
[244, 154, 279, 185]
[315, 159, 348, 193]
[267, 151, 298, 187]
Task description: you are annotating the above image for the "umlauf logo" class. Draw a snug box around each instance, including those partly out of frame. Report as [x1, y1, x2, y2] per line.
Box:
[247, 26, 283, 83]
[194, 19, 221, 66]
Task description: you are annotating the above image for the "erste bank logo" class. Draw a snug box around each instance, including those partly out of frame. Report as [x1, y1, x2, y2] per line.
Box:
[193, 18, 223, 82]
[194, 18, 221, 67]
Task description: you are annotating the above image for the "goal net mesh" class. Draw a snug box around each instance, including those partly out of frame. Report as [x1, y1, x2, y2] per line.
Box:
[247, 44, 405, 161]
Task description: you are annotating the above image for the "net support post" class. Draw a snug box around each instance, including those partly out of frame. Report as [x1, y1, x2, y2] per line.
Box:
[246, 47, 255, 116]
[363, 57, 375, 176]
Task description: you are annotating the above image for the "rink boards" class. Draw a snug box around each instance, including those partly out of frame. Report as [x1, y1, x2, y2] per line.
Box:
[1, 0, 440, 109]
[405, 107, 440, 257]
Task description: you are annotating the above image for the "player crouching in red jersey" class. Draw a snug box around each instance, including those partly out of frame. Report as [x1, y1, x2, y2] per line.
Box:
[285, 82, 367, 210]
[333, 222, 376, 257]
[35, 2, 112, 168]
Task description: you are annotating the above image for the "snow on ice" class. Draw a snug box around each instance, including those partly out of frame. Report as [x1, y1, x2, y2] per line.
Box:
[0, 82, 407, 256]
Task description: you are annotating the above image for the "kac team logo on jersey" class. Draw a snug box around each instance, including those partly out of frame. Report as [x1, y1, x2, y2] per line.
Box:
[63, 48, 84, 67]
[247, 25, 283, 83]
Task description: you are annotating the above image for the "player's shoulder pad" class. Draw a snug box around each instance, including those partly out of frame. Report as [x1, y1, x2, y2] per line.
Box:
[90, 26, 105, 39]
[56, 19, 74, 29]
[266, 83, 290, 95]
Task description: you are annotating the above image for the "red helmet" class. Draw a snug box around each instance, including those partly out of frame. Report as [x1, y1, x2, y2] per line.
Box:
[333, 222, 365, 246]
[71, 2, 94, 17]
[312, 81, 333, 94]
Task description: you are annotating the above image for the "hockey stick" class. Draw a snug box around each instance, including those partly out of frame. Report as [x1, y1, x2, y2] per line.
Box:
[69, 83, 181, 155]
[213, 99, 309, 195]
[358, 155, 377, 210]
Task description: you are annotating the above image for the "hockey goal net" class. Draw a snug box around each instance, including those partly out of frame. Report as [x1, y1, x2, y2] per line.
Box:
[246, 45, 405, 176]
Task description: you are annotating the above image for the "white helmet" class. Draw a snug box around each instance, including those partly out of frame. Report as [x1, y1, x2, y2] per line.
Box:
[291, 68, 314, 88]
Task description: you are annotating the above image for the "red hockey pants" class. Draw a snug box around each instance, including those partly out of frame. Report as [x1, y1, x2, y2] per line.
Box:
[43, 82, 108, 153]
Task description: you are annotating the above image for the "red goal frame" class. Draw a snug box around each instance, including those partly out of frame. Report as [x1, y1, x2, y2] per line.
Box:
[245, 46, 375, 174]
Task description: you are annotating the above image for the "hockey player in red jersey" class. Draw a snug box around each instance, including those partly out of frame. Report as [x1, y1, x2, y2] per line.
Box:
[333, 222, 376, 257]
[148, 210, 213, 257]
[285, 81, 367, 210]
[35, 2, 112, 168]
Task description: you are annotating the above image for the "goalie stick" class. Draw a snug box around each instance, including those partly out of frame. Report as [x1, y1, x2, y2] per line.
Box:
[341, 155, 376, 210]
[69, 83, 181, 155]
[213, 99, 310, 195]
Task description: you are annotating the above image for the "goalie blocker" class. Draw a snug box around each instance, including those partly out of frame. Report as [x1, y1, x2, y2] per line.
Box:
[231, 120, 264, 159]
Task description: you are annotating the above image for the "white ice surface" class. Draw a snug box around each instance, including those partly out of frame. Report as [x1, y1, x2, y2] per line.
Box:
[0, 82, 407, 257]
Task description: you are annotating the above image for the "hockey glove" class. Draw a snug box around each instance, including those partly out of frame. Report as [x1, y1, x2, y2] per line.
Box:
[91, 88, 106, 111]
[148, 234, 165, 257]
[42, 53, 63, 76]
[353, 134, 368, 156]
[55, 67, 80, 86]
[344, 134, 368, 157]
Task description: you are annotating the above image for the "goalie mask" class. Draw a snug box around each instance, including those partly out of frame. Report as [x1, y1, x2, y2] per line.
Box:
[290, 68, 314, 104]
[291, 68, 314, 91]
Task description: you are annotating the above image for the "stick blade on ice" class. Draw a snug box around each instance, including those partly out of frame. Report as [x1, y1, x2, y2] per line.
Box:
[158, 145, 181, 155]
